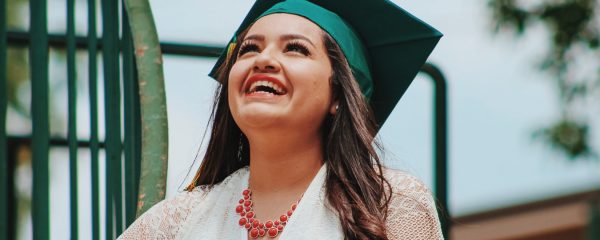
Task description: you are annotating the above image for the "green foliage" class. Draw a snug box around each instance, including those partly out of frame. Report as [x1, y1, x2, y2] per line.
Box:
[533, 119, 593, 159]
[490, 0, 531, 33]
[540, 0, 595, 48]
[489, 0, 600, 159]
[6, 47, 28, 117]
[6, 0, 28, 117]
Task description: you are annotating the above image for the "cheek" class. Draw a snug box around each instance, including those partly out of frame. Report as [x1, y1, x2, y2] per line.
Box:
[227, 62, 248, 112]
[306, 64, 333, 100]
[286, 63, 333, 117]
[309, 73, 330, 98]
[228, 63, 245, 91]
[288, 60, 331, 86]
[228, 60, 253, 98]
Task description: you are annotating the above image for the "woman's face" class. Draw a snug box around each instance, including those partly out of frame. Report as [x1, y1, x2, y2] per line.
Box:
[228, 13, 334, 134]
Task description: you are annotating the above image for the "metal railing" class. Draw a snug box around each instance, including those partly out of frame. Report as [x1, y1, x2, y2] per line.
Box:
[421, 63, 450, 238]
[1, 0, 142, 238]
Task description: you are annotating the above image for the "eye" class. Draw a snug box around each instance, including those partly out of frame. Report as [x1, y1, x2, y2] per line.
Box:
[284, 41, 310, 56]
[238, 41, 260, 56]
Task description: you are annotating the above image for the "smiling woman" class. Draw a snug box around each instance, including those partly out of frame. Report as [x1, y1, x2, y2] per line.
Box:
[118, 0, 442, 239]
[229, 14, 334, 136]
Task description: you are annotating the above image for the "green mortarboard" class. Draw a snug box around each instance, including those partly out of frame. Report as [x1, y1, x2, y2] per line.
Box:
[209, 0, 442, 128]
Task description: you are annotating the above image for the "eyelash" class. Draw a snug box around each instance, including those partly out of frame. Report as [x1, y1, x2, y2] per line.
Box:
[238, 41, 260, 56]
[237, 41, 311, 56]
[285, 41, 311, 56]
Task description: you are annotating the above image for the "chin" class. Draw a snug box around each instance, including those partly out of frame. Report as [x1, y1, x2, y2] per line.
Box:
[233, 107, 285, 129]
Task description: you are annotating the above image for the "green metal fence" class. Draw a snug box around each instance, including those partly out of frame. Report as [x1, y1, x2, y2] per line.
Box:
[1, 0, 144, 238]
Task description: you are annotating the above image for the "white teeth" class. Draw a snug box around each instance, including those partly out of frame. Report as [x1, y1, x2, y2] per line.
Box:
[248, 80, 285, 94]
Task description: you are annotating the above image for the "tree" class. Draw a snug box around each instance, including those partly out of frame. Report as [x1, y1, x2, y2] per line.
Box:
[489, 0, 600, 159]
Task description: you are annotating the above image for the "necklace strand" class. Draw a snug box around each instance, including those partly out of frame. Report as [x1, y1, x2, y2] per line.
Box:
[237, 189, 300, 239]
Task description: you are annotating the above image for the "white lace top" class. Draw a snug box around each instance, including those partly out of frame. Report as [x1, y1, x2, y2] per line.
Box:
[118, 165, 443, 239]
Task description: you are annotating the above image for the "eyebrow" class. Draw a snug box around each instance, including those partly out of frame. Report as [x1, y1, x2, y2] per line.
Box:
[244, 34, 316, 47]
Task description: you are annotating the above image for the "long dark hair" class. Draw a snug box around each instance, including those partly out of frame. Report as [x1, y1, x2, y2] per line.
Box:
[186, 29, 392, 240]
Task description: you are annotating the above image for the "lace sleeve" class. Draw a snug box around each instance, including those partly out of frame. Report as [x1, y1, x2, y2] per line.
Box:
[383, 169, 444, 240]
[117, 188, 204, 240]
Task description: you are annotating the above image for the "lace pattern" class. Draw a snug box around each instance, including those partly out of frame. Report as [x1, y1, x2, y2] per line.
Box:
[383, 169, 444, 239]
[117, 188, 206, 239]
[118, 167, 443, 239]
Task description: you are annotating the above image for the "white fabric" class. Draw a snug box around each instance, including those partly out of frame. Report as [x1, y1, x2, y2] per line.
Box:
[118, 165, 444, 239]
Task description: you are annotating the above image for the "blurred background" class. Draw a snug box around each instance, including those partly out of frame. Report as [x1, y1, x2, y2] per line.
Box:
[1, 0, 600, 239]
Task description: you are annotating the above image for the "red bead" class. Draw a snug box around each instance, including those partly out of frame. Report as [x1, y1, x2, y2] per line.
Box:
[268, 228, 278, 237]
[250, 229, 259, 238]
[239, 218, 247, 226]
[265, 220, 273, 228]
[236, 188, 300, 238]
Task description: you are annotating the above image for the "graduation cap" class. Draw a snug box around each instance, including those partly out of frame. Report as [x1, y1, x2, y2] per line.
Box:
[209, 0, 442, 128]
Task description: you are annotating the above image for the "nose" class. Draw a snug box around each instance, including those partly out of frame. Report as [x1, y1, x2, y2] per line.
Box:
[253, 48, 280, 73]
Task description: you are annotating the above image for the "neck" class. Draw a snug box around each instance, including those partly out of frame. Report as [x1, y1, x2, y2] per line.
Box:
[246, 130, 324, 194]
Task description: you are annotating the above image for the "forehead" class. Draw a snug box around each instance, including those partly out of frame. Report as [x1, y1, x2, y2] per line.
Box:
[246, 13, 324, 40]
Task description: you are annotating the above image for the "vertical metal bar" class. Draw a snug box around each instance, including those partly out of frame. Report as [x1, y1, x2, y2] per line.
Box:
[421, 63, 450, 239]
[67, 0, 79, 238]
[87, 0, 100, 239]
[121, 6, 141, 226]
[0, 0, 8, 237]
[112, 2, 124, 232]
[30, 0, 50, 238]
[101, 0, 122, 237]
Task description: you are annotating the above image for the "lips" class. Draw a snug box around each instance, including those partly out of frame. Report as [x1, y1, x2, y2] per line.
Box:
[244, 74, 288, 96]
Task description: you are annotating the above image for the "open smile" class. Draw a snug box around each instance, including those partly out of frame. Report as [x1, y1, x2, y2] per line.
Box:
[244, 74, 288, 96]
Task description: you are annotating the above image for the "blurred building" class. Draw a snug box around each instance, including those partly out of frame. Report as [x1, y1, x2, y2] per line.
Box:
[452, 189, 600, 240]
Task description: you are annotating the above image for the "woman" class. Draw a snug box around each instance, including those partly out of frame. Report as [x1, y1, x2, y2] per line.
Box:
[120, 0, 443, 239]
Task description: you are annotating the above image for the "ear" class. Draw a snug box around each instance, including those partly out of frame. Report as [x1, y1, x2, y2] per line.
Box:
[329, 100, 339, 115]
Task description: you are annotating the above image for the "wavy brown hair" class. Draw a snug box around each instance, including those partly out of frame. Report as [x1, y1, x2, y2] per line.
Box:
[186, 28, 392, 240]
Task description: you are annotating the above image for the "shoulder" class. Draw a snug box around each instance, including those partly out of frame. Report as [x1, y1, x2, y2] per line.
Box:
[118, 188, 207, 239]
[381, 167, 444, 240]
[381, 168, 434, 203]
[118, 167, 249, 239]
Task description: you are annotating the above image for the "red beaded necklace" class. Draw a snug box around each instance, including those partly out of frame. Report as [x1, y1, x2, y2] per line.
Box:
[236, 189, 300, 239]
